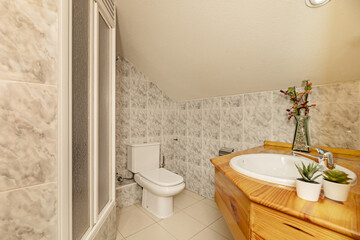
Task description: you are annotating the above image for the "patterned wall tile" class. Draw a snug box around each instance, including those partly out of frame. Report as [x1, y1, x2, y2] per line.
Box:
[270, 107, 294, 143]
[187, 137, 202, 166]
[244, 91, 272, 108]
[0, 0, 58, 84]
[202, 98, 220, 109]
[130, 78, 148, 109]
[116, 183, 142, 209]
[0, 82, 57, 192]
[116, 107, 130, 142]
[130, 109, 147, 138]
[187, 110, 202, 138]
[147, 109, 162, 137]
[203, 109, 220, 140]
[116, 75, 131, 109]
[186, 164, 203, 194]
[94, 205, 117, 240]
[202, 139, 220, 169]
[243, 107, 272, 144]
[162, 110, 178, 136]
[0, 183, 57, 240]
[221, 95, 244, 108]
[221, 107, 243, 142]
[201, 167, 215, 199]
[187, 100, 202, 110]
[148, 82, 163, 109]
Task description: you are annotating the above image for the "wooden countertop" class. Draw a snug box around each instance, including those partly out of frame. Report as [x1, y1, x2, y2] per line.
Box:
[210, 141, 360, 239]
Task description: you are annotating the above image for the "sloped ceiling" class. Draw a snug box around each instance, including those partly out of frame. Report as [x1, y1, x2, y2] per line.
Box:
[115, 0, 360, 101]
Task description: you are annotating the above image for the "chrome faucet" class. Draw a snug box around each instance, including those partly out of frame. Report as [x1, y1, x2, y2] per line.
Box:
[292, 146, 335, 170]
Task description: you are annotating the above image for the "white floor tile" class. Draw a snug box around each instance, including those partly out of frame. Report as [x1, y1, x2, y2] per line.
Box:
[117, 207, 155, 237]
[200, 198, 218, 209]
[191, 228, 228, 240]
[159, 212, 206, 240]
[209, 218, 234, 240]
[136, 203, 161, 222]
[174, 192, 199, 210]
[126, 224, 176, 240]
[183, 201, 222, 225]
[182, 189, 205, 200]
[116, 231, 124, 240]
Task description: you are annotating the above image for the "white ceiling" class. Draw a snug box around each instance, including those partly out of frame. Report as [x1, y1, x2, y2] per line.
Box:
[115, 0, 360, 101]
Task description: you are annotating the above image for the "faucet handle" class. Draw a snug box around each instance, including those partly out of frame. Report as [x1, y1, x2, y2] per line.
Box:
[307, 146, 335, 169]
[307, 146, 328, 156]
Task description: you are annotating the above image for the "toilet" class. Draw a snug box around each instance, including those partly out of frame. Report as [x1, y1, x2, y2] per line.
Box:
[127, 142, 185, 218]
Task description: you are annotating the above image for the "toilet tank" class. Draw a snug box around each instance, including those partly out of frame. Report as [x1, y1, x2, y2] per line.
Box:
[127, 142, 160, 173]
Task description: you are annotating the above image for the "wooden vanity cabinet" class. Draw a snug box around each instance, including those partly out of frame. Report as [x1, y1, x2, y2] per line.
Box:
[215, 169, 353, 240]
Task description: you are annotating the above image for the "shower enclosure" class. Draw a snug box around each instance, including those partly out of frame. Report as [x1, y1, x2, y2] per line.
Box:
[67, 0, 116, 239]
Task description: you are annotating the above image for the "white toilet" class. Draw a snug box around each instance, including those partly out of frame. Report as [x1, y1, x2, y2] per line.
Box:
[127, 142, 185, 218]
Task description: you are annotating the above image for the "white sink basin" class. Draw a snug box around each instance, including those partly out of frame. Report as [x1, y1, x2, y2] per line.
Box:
[230, 153, 357, 187]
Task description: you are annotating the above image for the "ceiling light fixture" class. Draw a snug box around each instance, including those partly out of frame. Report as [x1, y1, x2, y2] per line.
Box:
[305, 0, 331, 8]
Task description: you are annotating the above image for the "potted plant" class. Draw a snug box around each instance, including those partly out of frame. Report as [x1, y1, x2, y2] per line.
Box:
[295, 162, 322, 201]
[323, 170, 352, 202]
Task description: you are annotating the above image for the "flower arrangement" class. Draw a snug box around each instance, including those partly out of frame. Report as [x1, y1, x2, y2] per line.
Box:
[280, 80, 316, 120]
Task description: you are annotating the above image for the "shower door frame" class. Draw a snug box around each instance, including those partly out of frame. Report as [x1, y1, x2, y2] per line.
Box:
[58, 0, 116, 239]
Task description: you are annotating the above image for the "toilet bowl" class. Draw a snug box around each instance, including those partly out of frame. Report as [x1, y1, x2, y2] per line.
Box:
[127, 143, 185, 218]
[135, 168, 185, 218]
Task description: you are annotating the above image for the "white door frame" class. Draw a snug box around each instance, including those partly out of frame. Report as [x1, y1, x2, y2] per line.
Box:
[58, 0, 72, 239]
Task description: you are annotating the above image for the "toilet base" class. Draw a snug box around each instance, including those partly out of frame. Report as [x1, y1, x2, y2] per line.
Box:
[142, 189, 173, 218]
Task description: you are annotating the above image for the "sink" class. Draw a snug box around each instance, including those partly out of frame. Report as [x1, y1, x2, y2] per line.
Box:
[230, 153, 357, 187]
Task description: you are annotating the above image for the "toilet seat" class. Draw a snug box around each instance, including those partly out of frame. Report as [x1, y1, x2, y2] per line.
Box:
[139, 168, 184, 187]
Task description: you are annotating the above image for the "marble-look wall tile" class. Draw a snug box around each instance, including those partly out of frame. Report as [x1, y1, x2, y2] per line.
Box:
[148, 82, 163, 109]
[0, 0, 57, 84]
[130, 109, 147, 138]
[187, 100, 202, 110]
[244, 91, 272, 108]
[187, 137, 202, 166]
[147, 110, 162, 137]
[0, 183, 57, 240]
[221, 107, 243, 142]
[116, 183, 142, 209]
[94, 205, 117, 240]
[202, 139, 220, 169]
[116, 75, 131, 109]
[162, 110, 178, 136]
[243, 107, 272, 145]
[0, 82, 57, 192]
[221, 95, 243, 108]
[203, 109, 220, 140]
[186, 164, 203, 194]
[163, 95, 177, 110]
[176, 137, 187, 162]
[202, 98, 220, 109]
[201, 167, 215, 200]
[187, 110, 202, 138]
[116, 108, 130, 141]
[311, 81, 360, 104]
[131, 79, 148, 109]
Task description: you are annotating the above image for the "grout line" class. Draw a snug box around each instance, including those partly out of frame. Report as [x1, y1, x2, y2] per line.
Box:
[0, 78, 58, 88]
[0, 181, 57, 194]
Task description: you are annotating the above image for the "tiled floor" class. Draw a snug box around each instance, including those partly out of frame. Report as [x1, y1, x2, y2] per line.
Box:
[116, 190, 234, 240]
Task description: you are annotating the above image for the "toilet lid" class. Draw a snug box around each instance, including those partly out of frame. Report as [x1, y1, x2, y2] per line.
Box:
[139, 168, 184, 187]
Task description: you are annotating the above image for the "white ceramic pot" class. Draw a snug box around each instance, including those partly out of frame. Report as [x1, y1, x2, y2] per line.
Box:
[323, 180, 351, 202]
[296, 179, 322, 202]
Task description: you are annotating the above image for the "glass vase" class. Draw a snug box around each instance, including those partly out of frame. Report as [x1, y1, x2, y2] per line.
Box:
[292, 115, 310, 152]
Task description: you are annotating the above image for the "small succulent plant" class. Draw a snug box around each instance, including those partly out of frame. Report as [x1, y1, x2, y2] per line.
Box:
[295, 162, 321, 183]
[323, 170, 352, 184]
